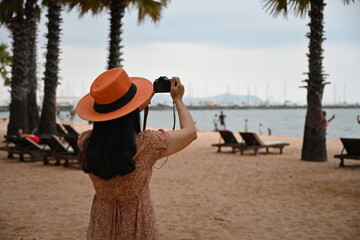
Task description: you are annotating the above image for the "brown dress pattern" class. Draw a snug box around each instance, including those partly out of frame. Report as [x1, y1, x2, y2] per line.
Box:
[78, 129, 170, 240]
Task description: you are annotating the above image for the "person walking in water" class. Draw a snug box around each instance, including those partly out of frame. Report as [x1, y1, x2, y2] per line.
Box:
[219, 111, 226, 130]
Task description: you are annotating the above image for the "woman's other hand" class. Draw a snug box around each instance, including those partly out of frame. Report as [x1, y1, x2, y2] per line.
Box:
[170, 77, 184, 101]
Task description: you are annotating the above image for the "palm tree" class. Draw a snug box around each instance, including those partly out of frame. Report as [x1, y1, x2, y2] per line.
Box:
[62, 0, 170, 69]
[25, 0, 41, 132]
[38, 0, 62, 134]
[262, 0, 355, 162]
[0, 0, 29, 135]
[0, 0, 41, 135]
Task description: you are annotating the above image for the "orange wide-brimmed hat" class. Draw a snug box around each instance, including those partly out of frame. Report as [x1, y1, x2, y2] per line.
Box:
[76, 67, 153, 122]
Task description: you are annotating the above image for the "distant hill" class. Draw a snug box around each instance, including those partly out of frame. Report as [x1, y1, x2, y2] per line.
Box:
[152, 93, 263, 105]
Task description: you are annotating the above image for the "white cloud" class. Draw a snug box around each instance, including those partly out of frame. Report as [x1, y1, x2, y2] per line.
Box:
[0, 0, 359, 105]
[30, 40, 357, 106]
[1, 41, 358, 105]
[122, 41, 359, 104]
[322, 42, 360, 104]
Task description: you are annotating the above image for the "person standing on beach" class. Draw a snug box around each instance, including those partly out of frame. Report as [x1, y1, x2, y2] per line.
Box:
[258, 123, 263, 135]
[76, 67, 197, 240]
[244, 118, 248, 132]
[322, 111, 335, 135]
[219, 111, 226, 130]
[357, 115, 360, 124]
[213, 114, 219, 131]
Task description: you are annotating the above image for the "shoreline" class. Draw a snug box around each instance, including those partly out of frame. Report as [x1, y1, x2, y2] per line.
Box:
[150, 104, 360, 111]
[1, 104, 360, 112]
[0, 121, 359, 239]
[0, 116, 357, 140]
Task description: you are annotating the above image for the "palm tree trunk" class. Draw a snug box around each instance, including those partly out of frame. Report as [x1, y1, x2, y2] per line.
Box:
[107, 0, 125, 69]
[25, 0, 40, 133]
[7, 15, 29, 135]
[38, 0, 62, 134]
[301, 0, 327, 161]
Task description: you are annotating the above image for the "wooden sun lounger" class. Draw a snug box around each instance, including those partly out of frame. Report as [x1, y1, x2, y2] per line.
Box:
[40, 135, 80, 167]
[334, 138, 360, 167]
[63, 134, 82, 168]
[239, 132, 289, 155]
[62, 124, 80, 136]
[56, 123, 68, 137]
[0, 135, 52, 162]
[0, 135, 17, 158]
[211, 130, 245, 153]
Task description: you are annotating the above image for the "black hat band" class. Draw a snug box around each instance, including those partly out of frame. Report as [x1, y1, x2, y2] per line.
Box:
[93, 83, 137, 113]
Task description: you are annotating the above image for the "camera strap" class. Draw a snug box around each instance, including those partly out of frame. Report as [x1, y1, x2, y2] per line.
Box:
[142, 102, 175, 132]
[143, 106, 149, 132]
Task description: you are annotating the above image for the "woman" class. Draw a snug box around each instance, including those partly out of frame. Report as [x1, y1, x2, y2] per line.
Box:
[17, 128, 41, 144]
[322, 111, 335, 135]
[76, 67, 197, 240]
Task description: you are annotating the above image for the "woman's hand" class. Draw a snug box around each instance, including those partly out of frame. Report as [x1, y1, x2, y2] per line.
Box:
[170, 77, 184, 101]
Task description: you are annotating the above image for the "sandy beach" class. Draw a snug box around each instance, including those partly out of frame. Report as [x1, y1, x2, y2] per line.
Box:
[0, 120, 359, 240]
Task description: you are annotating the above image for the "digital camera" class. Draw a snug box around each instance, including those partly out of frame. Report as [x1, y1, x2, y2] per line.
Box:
[153, 76, 171, 93]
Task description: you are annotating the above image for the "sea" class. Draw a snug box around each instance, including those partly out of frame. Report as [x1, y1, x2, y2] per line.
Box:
[1, 108, 359, 140]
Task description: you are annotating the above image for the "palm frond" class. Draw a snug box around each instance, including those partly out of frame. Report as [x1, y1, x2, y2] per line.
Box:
[129, 0, 169, 23]
[262, 0, 289, 17]
[61, 0, 106, 16]
[288, 0, 310, 18]
[262, 0, 310, 18]
[342, 0, 356, 4]
[0, 0, 24, 25]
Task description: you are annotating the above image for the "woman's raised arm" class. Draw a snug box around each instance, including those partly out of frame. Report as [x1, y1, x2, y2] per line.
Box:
[165, 77, 197, 156]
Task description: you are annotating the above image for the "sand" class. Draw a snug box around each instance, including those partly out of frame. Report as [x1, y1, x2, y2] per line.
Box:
[0, 120, 359, 240]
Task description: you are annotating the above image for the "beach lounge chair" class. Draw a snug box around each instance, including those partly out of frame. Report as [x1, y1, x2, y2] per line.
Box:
[0, 135, 51, 162]
[62, 124, 79, 136]
[63, 134, 82, 167]
[211, 130, 244, 153]
[334, 138, 360, 167]
[56, 123, 68, 136]
[239, 132, 289, 155]
[40, 135, 80, 167]
[0, 135, 17, 158]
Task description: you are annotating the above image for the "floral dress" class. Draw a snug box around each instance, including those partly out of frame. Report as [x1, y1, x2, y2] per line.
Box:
[78, 129, 170, 240]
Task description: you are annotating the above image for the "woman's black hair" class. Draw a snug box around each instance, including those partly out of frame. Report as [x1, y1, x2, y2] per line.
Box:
[82, 109, 141, 180]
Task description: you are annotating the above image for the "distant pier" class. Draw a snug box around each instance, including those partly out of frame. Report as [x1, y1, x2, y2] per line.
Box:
[0, 105, 9, 112]
[150, 104, 360, 110]
[1, 103, 359, 112]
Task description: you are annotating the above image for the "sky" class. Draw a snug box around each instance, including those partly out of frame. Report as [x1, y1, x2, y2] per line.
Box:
[0, 0, 359, 105]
